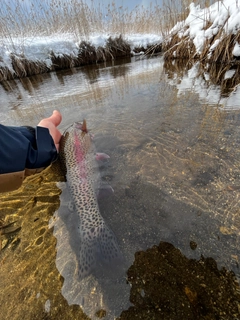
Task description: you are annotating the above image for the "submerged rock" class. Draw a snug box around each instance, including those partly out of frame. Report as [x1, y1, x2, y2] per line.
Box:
[118, 242, 240, 320]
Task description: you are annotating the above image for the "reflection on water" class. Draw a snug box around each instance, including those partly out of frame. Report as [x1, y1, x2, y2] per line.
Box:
[1, 55, 240, 319]
[164, 59, 240, 109]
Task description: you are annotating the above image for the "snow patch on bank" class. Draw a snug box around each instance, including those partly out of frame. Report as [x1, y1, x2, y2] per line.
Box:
[169, 0, 240, 57]
[0, 33, 162, 73]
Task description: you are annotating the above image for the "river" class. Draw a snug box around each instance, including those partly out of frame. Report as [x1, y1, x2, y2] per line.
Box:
[0, 55, 240, 319]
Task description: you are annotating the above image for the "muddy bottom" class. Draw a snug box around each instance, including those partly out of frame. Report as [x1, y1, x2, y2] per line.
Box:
[118, 242, 240, 320]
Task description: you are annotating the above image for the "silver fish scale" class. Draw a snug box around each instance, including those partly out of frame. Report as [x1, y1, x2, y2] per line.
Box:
[60, 122, 121, 279]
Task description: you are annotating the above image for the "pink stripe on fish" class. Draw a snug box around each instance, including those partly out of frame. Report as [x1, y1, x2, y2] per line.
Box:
[74, 131, 87, 182]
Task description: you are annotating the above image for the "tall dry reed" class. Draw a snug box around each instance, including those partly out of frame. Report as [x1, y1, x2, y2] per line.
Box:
[0, 0, 220, 81]
[0, 0, 214, 39]
[0, 0, 164, 39]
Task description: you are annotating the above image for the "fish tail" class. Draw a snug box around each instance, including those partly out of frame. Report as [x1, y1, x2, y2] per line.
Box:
[77, 223, 122, 280]
[98, 223, 122, 263]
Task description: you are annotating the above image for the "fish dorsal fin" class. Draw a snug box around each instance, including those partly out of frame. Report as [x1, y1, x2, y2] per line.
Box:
[81, 119, 88, 133]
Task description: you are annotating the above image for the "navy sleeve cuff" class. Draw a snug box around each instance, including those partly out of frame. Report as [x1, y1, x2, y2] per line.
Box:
[0, 124, 58, 174]
[30, 126, 58, 168]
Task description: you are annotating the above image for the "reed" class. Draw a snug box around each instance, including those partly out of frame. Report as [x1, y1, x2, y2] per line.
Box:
[11, 55, 49, 78]
[206, 31, 240, 63]
[0, 0, 231, 82]
[0, 0, 168, 80]
[0, 0, 166, 38]
[0, 0, 208, 40]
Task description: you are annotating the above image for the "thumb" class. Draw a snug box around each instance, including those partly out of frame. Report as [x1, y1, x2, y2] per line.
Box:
[47, 110, 62, 126]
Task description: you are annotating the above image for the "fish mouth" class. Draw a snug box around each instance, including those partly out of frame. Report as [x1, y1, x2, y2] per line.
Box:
[74, 119, 88, 133]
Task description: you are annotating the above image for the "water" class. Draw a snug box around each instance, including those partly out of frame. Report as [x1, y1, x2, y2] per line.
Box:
[0, 55, 240, 319]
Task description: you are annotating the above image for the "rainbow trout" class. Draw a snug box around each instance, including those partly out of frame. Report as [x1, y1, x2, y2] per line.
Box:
[60, 120, 121, 279]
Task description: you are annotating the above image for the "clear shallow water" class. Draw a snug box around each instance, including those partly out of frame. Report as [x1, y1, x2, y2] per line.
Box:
[1, 55, 240, 319]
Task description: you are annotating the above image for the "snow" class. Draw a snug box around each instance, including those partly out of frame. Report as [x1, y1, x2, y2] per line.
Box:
[164, 0, 240, 109]
[232, 42, 240, 57]
[224, 69, 236, 80]
[170, 0, 240, 56]
[126, 33, 161, 48]
[0, 33, 162, 72]
[0, 0, 239, 110]
[0, 34, 79, 70]
[0, 0, 238, 69]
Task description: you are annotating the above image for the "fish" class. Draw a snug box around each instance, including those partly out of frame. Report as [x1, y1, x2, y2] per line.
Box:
[59, 120, 121, 280]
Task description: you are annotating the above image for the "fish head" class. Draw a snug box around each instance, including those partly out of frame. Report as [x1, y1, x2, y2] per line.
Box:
[60, 120, 91, 167]
[71, 120, 93, 156]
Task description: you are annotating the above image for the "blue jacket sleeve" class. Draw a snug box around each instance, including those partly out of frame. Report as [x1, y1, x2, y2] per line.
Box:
[0, 124, 58, 174]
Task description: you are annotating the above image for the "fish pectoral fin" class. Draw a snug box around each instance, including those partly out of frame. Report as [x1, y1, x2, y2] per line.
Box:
[95, 153, 110, 161]
[97, 184, 114, 199]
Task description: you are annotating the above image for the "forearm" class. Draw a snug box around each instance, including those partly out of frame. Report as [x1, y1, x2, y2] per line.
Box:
[0, 124, 58, 192]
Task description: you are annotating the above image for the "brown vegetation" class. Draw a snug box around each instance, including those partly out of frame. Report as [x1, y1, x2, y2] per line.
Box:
[163, 34, 196, 60]
[0, 36, 141, 81]
[206, 31, 240, 63]
[1, 0, 237, 86]
[164, 3, 240, 65]
[162, 1, 240, 97]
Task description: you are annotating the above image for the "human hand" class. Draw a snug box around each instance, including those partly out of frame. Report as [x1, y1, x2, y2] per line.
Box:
[38, 110, 62, 152]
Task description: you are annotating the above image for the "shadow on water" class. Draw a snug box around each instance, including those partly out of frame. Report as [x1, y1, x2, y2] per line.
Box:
[1, 55, 240, 319]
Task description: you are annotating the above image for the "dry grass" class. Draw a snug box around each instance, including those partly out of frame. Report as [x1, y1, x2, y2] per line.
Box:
[0, 35, 133, 81]
[201, 61, 240, 96]
[0, 0, 231, 82]
[0, 0, 168, 80]
[0, 0, 203, 42]
[11, 55, 49, 78]
[0, 67, 13, 82]
[163, 34, 197, 60]
[206, 31, 240, 63]
[0, 0, 166, 38]
[164, 1, 240, 65]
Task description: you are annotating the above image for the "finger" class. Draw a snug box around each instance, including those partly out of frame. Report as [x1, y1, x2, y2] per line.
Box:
[55, 143, 60, 153]
[47, 110, 62, 127]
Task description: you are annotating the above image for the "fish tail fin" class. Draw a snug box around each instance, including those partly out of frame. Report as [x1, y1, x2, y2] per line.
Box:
[98, 223, 122, 263]
[77, 240, 97, 279]
[77, 223, 122, 280]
